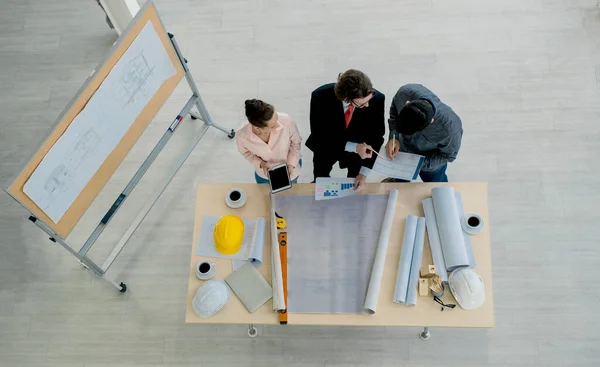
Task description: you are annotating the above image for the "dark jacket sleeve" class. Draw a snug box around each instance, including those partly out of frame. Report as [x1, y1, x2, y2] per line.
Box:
[421, 126, 462, 171]
[307, 91, 325, 154]
[361, 92, 385, 169]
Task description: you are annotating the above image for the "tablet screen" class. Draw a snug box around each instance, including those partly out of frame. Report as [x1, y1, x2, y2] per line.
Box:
[268, 165, 291, 192]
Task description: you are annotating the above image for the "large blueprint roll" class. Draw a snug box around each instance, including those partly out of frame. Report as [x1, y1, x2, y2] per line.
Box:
[364, 188, 398, 314]
[431, 187, 470, 271]
[393, 215, 417, 304]
[422, 198, 448, 282]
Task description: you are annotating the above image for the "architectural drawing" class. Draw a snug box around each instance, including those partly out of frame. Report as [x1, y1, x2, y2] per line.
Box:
[23, 21, 176, 223]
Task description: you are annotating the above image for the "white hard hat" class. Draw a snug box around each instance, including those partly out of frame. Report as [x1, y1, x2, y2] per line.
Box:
[448, 268, 485, 310]
[192, 280, 230, 318]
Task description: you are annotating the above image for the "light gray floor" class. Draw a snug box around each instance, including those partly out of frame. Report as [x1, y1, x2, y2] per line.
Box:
[1, 0, 600, 366]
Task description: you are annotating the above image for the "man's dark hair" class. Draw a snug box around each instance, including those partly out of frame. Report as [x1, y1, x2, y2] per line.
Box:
[334, 69, 374, 101]
[397, 100, 434, 135]
[244, 99, 275, 127]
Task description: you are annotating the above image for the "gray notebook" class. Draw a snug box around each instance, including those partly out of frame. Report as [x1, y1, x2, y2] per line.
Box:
[225, 262, 272, 313]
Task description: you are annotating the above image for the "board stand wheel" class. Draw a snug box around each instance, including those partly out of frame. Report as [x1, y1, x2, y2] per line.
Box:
[419, 327, 431, 341]
[247, 324, 258, 338]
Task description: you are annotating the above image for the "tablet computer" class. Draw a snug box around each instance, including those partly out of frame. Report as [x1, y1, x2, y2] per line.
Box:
[268, 163, 292, 194]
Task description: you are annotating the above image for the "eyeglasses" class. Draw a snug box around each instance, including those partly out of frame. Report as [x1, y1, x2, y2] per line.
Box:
[351, 91, 375, 108]
[434, 296, 456, 311]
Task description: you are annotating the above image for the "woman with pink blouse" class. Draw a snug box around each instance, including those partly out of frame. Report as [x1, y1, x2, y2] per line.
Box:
[236, 99, 302, 183]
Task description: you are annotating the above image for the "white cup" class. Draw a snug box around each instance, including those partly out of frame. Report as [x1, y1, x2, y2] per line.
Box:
[226, 188, 247, 209]
[462, 213, 484, 235]
[195, 259, 216, 280]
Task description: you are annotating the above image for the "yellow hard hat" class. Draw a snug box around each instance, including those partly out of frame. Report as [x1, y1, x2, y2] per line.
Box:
[213, 215, 244, 255]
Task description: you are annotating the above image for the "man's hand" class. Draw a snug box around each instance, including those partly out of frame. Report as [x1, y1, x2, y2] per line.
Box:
[386, 138, 400, 159]
[353, 174, 367, 192]
[356, 143, 374, 159]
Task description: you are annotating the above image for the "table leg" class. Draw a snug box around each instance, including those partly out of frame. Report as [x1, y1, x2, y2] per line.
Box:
[419, 327, 431, 341]
[248, 324, 258, 338]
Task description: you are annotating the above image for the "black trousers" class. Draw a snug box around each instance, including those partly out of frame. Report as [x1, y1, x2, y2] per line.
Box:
[313, 152, 362, 180]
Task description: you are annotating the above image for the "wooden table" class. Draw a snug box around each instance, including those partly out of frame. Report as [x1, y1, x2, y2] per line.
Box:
[186, 183, 494, 335]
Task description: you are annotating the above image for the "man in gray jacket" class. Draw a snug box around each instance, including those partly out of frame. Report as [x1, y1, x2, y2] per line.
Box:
[384, 84, 462, 182]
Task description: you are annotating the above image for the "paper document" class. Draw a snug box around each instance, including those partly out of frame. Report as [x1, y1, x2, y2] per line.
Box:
[196, 216, 266, 263]
[372, 152, 424, 181]
[274, 194, 389, 314]
[315, 177, 356, 200]
[23, 21, 176, 222]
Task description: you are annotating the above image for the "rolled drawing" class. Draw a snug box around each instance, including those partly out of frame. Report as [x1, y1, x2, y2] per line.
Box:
[250, 217, 266, 265]
[393, 215, 418, 304]
[406, 217, 426, 305]
[422, 198, 448, 282]
[270, 196, 285, 311]
[364, 188, 398, 314]
[454, 192, 476, 268]
[431, 187, 470, 271]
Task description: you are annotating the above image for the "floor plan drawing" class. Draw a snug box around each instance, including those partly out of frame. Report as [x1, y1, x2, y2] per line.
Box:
[23, 21, 176, 223]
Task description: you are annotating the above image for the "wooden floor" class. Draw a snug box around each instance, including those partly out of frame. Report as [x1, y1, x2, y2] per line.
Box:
[1, 0, 600, 366]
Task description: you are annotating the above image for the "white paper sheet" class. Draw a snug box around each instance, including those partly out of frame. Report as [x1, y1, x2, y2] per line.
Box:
[270, 196, 285, 312]
[315, 177, 356, 200]
[431, 187, 472, 271]
[364, 188, 399, 314]
[393, 215, 418, 304]
[274, 194, 389, 314]
[23, 21, 176, 222]
[196, 216, 266, 264]
[422, 198, 448, 282]
[371, 152, 424, 181]
[406, 217, 426, 305]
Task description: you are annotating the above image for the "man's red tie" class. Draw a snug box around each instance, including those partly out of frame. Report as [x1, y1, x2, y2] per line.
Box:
[344, 104, 354, 128]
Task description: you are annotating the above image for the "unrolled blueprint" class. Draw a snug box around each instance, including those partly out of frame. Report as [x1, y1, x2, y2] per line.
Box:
[23, 21, 176, 222]
[372, 152, 424, 181]
[273, 194, 389, 314]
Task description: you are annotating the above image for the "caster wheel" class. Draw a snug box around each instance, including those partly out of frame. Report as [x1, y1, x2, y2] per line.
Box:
[419, 330, 430, 341]
[119, 282, 127, 293]
[248, 326, 258, 338]
[228, 130, 236, 139]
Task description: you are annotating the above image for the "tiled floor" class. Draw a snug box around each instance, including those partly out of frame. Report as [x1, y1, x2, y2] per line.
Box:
[1, 0, 600, 366]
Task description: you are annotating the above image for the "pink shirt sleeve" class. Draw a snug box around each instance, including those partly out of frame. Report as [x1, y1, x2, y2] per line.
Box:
[236, 128, 263, 173]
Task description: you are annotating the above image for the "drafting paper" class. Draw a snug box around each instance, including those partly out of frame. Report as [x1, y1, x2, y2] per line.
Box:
[270, 197, 285, 311]
[23, 22, 176, 222]
[393, 215, 418, 304]
[364, 189, 398, 314]
[196, 216, 266, 263]
[406, 217, 426, 305]
[431, 187, 470, 271]
[371, 152, 424, 181]
[274, 194, 389, 314]
[422, 198, 448, 282]
[315, 177, 356, 200]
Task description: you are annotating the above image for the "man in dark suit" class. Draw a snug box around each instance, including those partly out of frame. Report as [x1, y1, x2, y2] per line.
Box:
[306, 69, 385, 192]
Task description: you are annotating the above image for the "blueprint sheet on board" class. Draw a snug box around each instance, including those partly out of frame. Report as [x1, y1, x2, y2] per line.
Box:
[273, 194, 388, 314]
[23, 21, 176, 223]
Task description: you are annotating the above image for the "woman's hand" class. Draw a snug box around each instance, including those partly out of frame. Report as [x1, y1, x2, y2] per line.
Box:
[260, 159, 269, 176]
